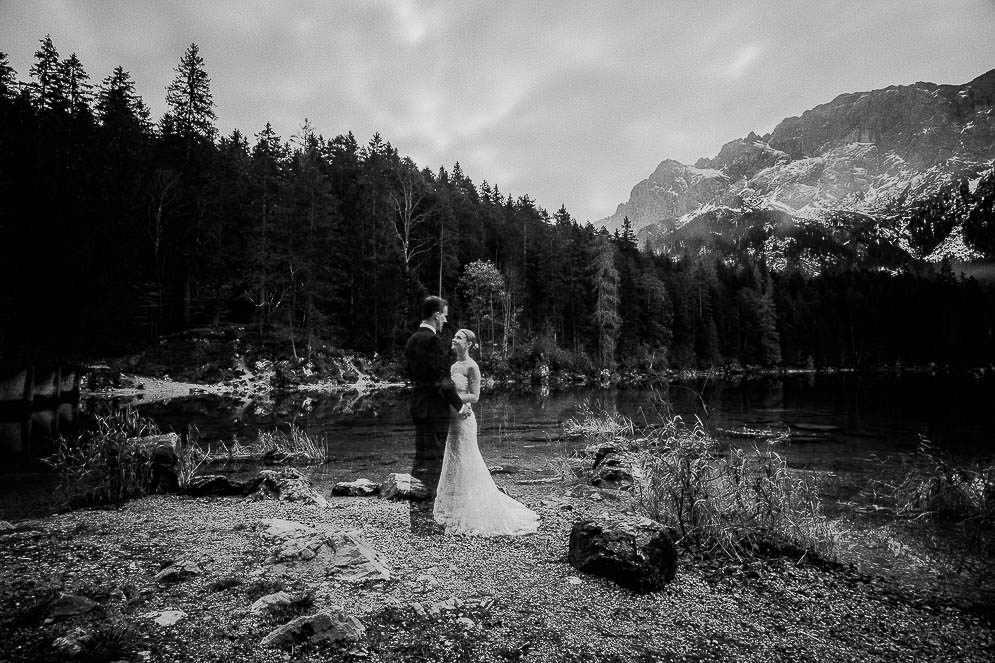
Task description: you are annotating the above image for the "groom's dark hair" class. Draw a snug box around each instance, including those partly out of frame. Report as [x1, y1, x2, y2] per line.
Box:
[420, 295, 447, 320]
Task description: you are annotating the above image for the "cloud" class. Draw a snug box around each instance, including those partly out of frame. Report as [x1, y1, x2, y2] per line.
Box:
[724, 44, 764, 80]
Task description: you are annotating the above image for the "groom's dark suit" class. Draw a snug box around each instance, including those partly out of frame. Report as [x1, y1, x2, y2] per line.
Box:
[405, 325, 463, 502]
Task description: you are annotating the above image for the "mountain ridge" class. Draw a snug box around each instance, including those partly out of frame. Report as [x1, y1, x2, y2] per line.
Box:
[600, 68, 995, 270]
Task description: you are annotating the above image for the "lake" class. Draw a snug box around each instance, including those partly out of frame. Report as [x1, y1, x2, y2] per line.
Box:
[3, 369, 993, 610]
[113, 369, 995, 492]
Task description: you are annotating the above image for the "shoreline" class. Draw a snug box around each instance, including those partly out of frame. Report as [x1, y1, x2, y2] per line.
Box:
[81, 362, 994, 407]
[2, 474, 993, 662]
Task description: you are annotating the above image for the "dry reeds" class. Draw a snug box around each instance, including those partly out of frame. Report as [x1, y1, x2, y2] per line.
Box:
[47, 408, 162, 507]
[633, 418, 839, 561]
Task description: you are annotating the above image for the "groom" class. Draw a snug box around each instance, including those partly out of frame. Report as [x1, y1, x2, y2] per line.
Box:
[405, 295, 467, 533]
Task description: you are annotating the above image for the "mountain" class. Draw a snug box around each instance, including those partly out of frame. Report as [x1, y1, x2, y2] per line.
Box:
[601, 69, 995, 271]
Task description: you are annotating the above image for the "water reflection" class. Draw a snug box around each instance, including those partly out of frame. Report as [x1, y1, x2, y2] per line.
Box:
[6, 371, 991, 480]
[0, 365, 81, 467]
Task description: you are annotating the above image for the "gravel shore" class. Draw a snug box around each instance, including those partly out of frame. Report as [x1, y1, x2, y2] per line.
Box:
[1, 476, 993, 662]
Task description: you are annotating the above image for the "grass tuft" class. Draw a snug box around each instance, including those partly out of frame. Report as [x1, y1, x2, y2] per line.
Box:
[46, 408, 162, 507]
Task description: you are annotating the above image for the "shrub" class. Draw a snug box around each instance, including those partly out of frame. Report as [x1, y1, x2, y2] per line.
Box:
[886, 436, 995, 526]
[46, 409, 162, 507]
[632, 416, 839, 562]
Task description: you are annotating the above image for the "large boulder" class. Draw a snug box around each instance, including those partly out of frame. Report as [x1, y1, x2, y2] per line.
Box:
[253, 467, 329, 507]
[568, 513, 677, 593]
[380, 473, 430, 501]
[260, 608, 365, 648]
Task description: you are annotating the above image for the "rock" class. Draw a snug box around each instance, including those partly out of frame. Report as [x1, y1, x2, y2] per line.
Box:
[187, 474, 263, 496]
[249, 591, 293, 615]
[585, 442, 624, 469]
[380, 473, 430, 501]
[154, 558, 203, 583]
[264, 520, 391, 582]
[456, 617, 475, 629]
[49, 594, 98, 618]
[331, 479, 380, 497]
[590, 456, 634, 488]
[143, 609, 187, 627]
[130, 433, 181, 493]
[568, 513, 677, 593]
[52, 627, 91, 657]
[253, 467, 329, 507]
[0, 520, 14, 532]
[259, 608, 365, 648]
[259, 518, 311, 538]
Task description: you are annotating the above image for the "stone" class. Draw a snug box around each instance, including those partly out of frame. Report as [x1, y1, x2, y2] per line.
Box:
[154, 559, 203, 583]
[129, 433, 181, 493]
[52, 627, 91, 657]
[590, 456, 634, 488]
[0, 520, 14, 532]
[187, 474, 263, 496]
[143, 609, 187, 627]
[585, 442, 624, 469]
[380, 473, 430, 501]
[331, 479, 380, 497]
[263, 520, 391, 583]
[259, 518, 311, 539]
[253, 467, 329, 507]
[49, 594, 98, 618]
[260, 608, 365, 648]
[568, 513, 677, 593]
[249, 591, 293, 615]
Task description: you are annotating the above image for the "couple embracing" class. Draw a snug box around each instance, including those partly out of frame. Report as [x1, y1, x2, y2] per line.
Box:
[404, 295, 539, 537]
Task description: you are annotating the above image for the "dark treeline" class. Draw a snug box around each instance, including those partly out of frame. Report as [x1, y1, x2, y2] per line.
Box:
[1, 38, 993, 371]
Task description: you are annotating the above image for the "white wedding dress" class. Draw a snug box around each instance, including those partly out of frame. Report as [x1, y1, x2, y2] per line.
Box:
[433, 371, 540, 536]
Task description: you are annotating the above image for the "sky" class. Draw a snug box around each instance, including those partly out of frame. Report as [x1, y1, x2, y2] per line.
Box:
[1, 0, 993, 223]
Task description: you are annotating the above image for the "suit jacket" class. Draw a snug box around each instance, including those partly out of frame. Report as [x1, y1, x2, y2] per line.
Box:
[404, 326, 463, 420]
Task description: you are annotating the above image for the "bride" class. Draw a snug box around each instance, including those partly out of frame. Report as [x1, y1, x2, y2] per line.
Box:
[433, 329, 540, 536]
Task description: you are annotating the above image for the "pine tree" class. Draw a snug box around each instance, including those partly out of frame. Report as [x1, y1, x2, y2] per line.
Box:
[589, 233, 621, 369]
[97, 66, 151, 137]
[248, 123, 287, 335]
[0, 53, 20, 100]
[163, 43, 216, 142]
[29, 34, 67, 113]
[60, 53, 92, 118]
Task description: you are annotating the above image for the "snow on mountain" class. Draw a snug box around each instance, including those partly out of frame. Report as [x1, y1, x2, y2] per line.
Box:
[600, 68, 995, 270]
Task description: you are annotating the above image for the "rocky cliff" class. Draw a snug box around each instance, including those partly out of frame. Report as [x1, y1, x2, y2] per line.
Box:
[601, 68, 995, 270]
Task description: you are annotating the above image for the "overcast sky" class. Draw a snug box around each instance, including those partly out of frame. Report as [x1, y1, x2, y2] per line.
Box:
[2, 1, 993, 222]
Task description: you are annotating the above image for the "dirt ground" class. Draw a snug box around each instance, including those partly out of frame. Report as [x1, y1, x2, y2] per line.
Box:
[1, 472, 993, 663]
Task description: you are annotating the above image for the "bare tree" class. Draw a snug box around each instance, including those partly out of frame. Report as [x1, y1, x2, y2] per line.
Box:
[389, 167, 433, 276]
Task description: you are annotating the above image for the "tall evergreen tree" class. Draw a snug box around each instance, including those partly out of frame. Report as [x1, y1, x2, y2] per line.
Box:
[163, 43, 216, 142]
[60, 53, 92, 118]
[28, 34, 67, 113]
[96, 66, 150, 135]
[0, 53, 19, 100]
[589, 233, 621, 368]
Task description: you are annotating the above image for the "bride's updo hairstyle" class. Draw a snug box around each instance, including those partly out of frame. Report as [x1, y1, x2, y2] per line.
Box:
[457, 328, 479, 354]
